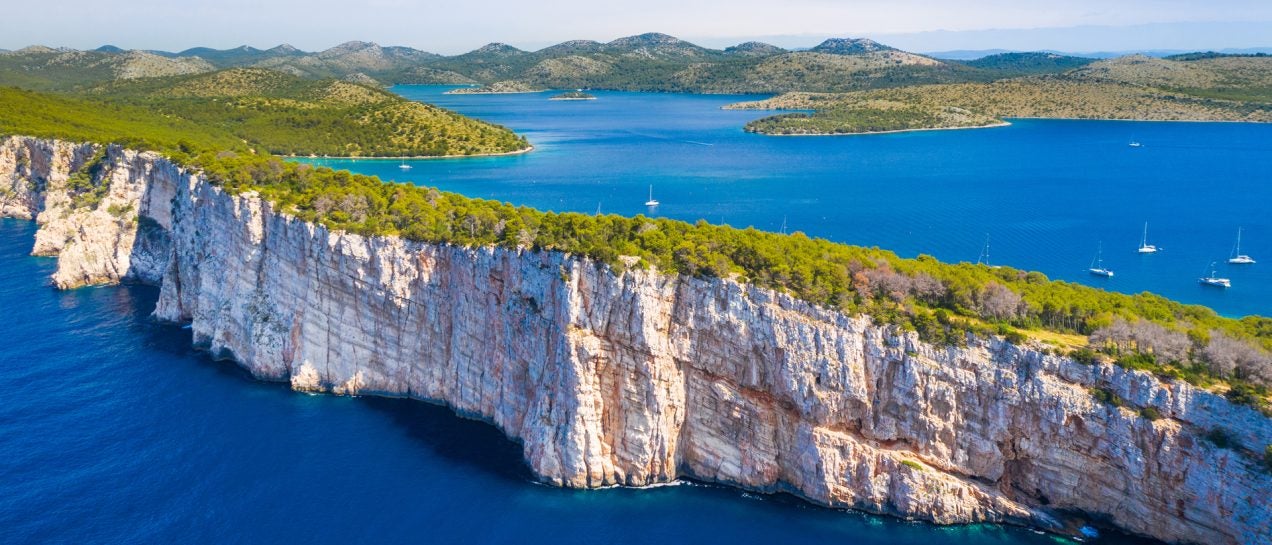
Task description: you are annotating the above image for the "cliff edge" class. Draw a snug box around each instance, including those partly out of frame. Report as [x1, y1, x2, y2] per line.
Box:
[2, 136, 1268, 544]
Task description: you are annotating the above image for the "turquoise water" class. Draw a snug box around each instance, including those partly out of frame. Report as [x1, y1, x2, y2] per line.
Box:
[0, 219, 1156, 543]
[305, 86, 1272, 318]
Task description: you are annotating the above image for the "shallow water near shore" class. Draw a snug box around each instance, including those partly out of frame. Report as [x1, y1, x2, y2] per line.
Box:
[305, 86, 1272, 318]
[0, 217, 1162, 543]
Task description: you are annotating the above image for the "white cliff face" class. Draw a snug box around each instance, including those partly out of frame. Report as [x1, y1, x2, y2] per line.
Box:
[2, 135, 1269, 545]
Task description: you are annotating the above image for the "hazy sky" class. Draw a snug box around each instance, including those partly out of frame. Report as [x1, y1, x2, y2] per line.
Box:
[4, 0, 1271, 53]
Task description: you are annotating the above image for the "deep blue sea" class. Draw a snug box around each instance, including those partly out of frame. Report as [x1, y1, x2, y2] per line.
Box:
[2, 87, 1265, 544]
[305, 86, 1272, 318]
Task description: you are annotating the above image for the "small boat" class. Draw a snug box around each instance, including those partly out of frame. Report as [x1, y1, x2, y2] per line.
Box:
[644, 185, 659, 207]
[1137, 222, 1158, 253]
[976, 234, 999, 268]
[1198, 262, 1231, 288]
[399, 157, 412, 170]
[1088, 243, 1114, 277]
[1129, 141, 1143, 148]
[1228, 227, 1256, 264]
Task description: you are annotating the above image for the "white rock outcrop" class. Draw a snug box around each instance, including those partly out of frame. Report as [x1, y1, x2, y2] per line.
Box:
[2, 136, 1268, 544]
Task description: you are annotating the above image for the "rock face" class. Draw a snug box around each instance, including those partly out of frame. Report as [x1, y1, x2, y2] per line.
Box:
[2, 135, 1269, 545]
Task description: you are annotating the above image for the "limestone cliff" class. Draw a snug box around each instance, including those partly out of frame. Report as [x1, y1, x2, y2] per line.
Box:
[2, 135, 1268, 545]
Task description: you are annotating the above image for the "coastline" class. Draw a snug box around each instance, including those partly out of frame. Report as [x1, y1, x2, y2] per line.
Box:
[1006, 116, 1269, 124]
[444, 89, 545, 95]
[286, 144, 534, 160]
[748, 121, 1012, 136]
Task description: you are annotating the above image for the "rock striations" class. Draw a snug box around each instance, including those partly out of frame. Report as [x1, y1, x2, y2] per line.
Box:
[1, 135, 1269, 545]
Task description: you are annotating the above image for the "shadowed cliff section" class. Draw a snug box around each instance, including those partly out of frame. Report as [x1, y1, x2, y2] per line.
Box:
[1, 136, 1269, 545]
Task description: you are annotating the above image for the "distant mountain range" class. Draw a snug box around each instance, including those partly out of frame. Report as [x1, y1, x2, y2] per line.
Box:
[927, 47, 1272, 60]
[3, 33, 1268, 95]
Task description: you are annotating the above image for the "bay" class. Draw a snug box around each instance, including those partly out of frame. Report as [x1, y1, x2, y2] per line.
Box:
[306, 86, 1272, 318]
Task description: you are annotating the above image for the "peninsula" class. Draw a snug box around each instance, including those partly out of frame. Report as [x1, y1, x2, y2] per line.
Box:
[2, 134, 1269, 545]
[1, 79, 1270, 544]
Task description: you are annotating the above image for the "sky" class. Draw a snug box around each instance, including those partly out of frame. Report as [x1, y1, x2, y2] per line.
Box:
[3, 0, 1271, 54]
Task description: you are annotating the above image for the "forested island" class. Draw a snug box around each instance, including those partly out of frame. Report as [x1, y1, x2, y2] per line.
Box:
[444, 80, 544, 94]
[730, 55, 1272, 134]
[549, 91, 596, 100]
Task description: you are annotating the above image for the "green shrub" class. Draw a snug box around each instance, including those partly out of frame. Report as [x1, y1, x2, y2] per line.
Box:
[900, 459, 924, 471]
[1139, 406, 1162, 421]
[1089, 387, 1124, 408]
[1069, 348, 1099, 365]
[1204, 427, 1239, 450]
[1225, 382, 1268, 410]
[1116, 352, 1158, 371]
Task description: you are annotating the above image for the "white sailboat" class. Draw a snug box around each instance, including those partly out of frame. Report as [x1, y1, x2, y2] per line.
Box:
[644, 185, 659, 207]
[399, 156, 412, 170]
[1088, 243, 1114, 277]
[1228, 227, 1256, 264]
[1128, 141, 1143, 148]
[1198, 262, 1231, 288]
[1137, 222, 1158, 253]
[976, 234, 999, 268]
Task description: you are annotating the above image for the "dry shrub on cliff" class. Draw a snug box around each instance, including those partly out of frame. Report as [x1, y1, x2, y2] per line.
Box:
[1204, 331, 1272, 386]
[975, 282, 1024, 321]
[1089, 318, 1192, 364]
[1089, 319, 1272, 403]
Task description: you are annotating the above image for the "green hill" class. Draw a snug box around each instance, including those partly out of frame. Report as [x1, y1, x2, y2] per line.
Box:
[960, 52, 1097, 76]
[0, 68, 527, 158]
[0, 86, 241, 153]
[0, 35, 1126, 94]
[85, 68, 528, 157]
[0, 47, 214, 91]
